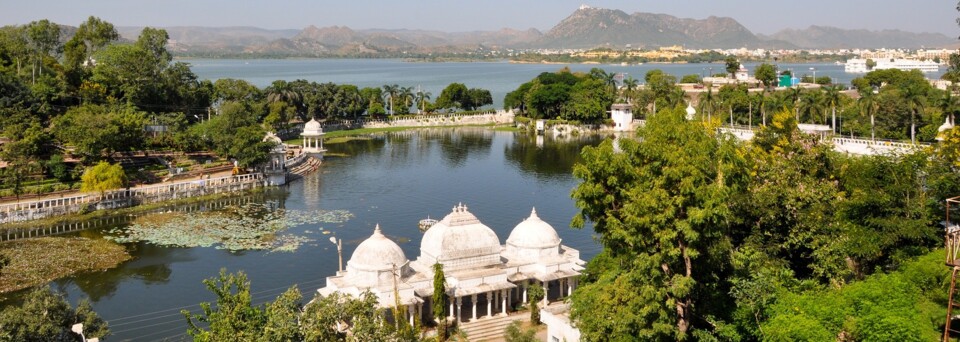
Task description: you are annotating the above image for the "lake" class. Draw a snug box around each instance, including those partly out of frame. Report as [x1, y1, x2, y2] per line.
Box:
[183, 58, 936, 109]
[23, 129, 603, 341]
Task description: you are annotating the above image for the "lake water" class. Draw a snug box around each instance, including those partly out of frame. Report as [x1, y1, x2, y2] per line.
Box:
[183, 58, 946, 109]
[24, 129, 602, 341]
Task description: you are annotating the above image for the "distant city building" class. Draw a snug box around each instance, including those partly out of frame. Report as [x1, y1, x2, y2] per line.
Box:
[844, 58, 940, 73]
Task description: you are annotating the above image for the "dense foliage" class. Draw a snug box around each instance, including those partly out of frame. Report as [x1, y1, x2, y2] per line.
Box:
[183, 269, 420, 341]
[570, 106, 957, 340]
[0, 287, 108, 341]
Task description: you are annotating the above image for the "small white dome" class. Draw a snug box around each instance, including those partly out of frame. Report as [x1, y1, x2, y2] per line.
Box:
[347, 225, 408, 273]
[301, 118, 324, 136]
[939, 116, 954, 133]
[506, 208, 561, 249]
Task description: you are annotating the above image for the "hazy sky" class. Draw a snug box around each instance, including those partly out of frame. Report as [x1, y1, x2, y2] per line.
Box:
[3, 0, 958, 36]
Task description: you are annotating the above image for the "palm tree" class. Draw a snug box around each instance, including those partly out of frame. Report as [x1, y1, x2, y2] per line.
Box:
[623, 76, 639, 103]
[936, 89, 957, 127]
[265, 80, 304, 120]
[399, 86, 415, 114]
[788, 86, 804, 121]
[415, 88, 432, 114]
[698, 87, 717, 122]
[798, 90, 825, 124]
[858, 92, 878, 141]
[903, 84, 927, 144]
[763, 92, 786, 126]
[823, 85, 843, 133]
[750, 91, 765, 128]
[382, 84, 399, 115]
[666, 87, 687, 108]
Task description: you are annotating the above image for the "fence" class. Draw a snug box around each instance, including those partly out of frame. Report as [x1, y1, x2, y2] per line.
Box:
[0, 173, 265, 224]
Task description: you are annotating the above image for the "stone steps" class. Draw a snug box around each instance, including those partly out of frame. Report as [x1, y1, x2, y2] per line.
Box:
[459, 313, 529, 342]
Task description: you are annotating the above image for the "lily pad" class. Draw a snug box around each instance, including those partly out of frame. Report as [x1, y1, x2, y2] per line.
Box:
[105, 203, 353, 252]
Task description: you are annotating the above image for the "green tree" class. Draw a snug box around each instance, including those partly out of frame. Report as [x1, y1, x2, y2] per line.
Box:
[503, 321, 537, 342]
[679, 74, 701, 84]
[724, 56, 740, 78]
[570, 106, 743, 340]
[528, 283, 544, 324]
[183, 269, 294, 341]
[80, 161, 127, 197]
[754, 63, 777, 89]
[903, 84, 926, 144]
[53, 104, 147, 160]
[433, 262, 447, 342]
[466, 88, 493, 110]
[25, 19, 62, 82]
[0, 286, 108, 341]
[435, 83, 468, 112]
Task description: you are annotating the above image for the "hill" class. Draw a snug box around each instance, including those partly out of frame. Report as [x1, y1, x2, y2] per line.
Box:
[534, 7, 765, 49]
[760, 25, 956, 49]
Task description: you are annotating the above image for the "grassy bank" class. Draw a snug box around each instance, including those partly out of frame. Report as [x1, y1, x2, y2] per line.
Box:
[0, 237, 131, 294]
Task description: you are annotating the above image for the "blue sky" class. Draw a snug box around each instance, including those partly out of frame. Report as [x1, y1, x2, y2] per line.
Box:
[3, 0, 957, 36]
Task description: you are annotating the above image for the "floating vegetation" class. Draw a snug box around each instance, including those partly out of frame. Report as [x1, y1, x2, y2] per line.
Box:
[0, 237, 131, 294]
[105, 203, 353, 252]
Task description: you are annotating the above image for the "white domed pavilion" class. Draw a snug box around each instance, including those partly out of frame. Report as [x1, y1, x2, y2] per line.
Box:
[300, 118, 325, 155]
[318, 203, 585, 326]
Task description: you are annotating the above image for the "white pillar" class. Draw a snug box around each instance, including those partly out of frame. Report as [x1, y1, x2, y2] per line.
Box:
[486, 292, 493, 318]
[542, 280, 549, 306]
[501, 289, 507, 315]
[568, 278, 574, 296]
[471, 294, 478, 321]
[522, 280, 528, 304]
[456, 296, 462, 323]
[408, 304, 414, 326]
[449, 295, 455, 321]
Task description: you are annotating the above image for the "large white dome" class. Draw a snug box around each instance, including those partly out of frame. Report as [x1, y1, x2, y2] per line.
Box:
[347, 225, 408, 273]
[419, 203, 501, 270]
[506, 208, 561, 249]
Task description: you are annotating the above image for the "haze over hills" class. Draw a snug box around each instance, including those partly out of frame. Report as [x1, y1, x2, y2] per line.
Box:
[760, 26, 956, 49]
[109, 6, 957, 57]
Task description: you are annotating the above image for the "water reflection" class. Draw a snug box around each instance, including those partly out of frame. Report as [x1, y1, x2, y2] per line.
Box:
[56, 243, 186, 301]
[504, 132, 605, 180]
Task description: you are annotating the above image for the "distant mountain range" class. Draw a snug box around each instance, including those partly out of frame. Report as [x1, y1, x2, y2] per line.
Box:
[111, 6, 957, 57]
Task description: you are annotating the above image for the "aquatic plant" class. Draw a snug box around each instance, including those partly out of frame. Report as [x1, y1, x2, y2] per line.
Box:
[106, 203, 353, 252]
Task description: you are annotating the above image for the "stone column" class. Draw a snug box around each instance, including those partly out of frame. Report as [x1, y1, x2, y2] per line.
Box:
[542, 280, 549, 306]
[449, 296, 457, 321]
[456, 296, 462, 323]
[501, 289, 508, 315]
[522, 280, 528, 304]
[449, 295, 455, 322]
[486, 292, 493, 318]
[568, 277, 574, 296]
[408, 304, 414, 326]
[471, 294, 478, 321]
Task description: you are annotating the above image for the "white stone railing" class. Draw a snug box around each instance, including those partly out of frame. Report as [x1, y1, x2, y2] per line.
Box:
[0, 173, 265, 224]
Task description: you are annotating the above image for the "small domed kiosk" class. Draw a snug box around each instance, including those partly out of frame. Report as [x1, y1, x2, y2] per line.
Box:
[300, 118, 326, 156]
[262, 132, 287, 186]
